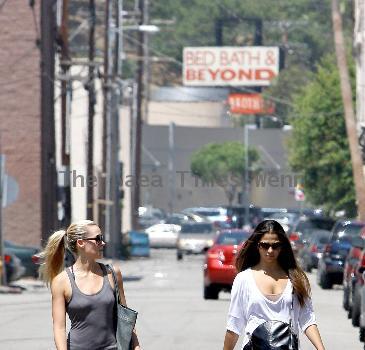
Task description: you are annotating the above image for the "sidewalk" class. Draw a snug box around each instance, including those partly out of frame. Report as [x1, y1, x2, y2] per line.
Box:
[0, 277, 47, 294]
[0, 257, 145, 294]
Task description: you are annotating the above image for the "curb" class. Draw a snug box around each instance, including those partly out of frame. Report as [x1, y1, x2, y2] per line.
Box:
[0, 286, 23, 294]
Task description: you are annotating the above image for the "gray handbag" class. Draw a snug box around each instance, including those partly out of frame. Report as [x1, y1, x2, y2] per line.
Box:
[243, 289, 298, 350]
[107, 264, 138, 350]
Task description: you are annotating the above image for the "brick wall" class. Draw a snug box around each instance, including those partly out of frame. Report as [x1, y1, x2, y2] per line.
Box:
[0, 1, 41, 246]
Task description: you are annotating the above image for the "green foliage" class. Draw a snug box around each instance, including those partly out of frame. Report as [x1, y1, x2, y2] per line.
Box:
[143, 0, 337, 83]
[288, 54, 356, 216]
[190, 141, 259, 204]
[264, 64, 311, 124]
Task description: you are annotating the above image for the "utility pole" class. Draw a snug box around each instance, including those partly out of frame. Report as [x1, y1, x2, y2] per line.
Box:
[132, 0, 146, 229]
[109, 0, 123, 257]
[102, 1, 123, 257]
[332, 0, 365, 220]
[41, 0, 58, 243]
[355, 0, 365, 154]
[102, 0, 113, 256]
[87, 0, 96, 219]
[60, 0, 71, 227]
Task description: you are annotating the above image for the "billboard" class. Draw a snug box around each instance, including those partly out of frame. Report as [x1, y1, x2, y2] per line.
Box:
[227, 93, 275, 115]
[183, 46, 279, 87]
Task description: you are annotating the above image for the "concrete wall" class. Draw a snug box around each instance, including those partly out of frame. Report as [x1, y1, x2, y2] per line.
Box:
[140, 125, 301, 212]
[0, 1, 41, 245]
[148, 101, 231, 127]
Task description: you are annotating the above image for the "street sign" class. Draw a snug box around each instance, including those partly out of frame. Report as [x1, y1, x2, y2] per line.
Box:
[183, 46, 280, 86]
[228, 93, 275, 114]
[294, 184, 305, 202]
[2, 174, 19, 208]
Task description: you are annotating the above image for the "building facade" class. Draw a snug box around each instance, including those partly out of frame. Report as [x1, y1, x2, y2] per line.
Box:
[0, 1, 42, 246]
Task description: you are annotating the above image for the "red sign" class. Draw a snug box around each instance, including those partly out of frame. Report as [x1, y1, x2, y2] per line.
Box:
[228, 93, 275, 115]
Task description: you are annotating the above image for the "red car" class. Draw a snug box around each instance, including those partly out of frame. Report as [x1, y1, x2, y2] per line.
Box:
[203, 229, 251, 300]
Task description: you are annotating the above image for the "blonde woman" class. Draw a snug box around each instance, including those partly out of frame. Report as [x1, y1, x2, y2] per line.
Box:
[39, 220, 141, 350]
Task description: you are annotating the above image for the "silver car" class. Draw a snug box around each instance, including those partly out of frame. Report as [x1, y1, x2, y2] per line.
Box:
[177, 222, 216, 260]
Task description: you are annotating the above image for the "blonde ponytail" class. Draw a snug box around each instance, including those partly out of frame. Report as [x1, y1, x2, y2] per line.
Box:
[39, 230, 66, 285]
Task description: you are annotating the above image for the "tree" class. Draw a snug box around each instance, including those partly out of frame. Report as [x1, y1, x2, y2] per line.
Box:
[288, 54, 356, 216]
[190, 141, 260, 205]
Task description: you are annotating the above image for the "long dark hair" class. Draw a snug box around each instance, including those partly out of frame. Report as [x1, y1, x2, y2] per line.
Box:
[235, 220, 311, 307]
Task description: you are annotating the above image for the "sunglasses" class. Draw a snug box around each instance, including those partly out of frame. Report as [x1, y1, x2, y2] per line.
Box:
[83, 234, 104, 244]
[258, 242, 282, 250]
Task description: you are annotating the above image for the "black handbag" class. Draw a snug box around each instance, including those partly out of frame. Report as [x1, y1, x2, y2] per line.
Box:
[107, 264, 138, 350]
[244, 290, 299, 350]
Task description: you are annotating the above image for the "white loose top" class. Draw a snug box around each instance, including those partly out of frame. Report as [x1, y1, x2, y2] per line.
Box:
[226, 269, 316, 349]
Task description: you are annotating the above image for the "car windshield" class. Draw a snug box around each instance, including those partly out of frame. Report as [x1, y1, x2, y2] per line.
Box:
[216, 232, 250, 245]
[180, 223, 213, 233]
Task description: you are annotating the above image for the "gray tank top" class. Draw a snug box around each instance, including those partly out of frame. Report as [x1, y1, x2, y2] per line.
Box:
[65, 263, 117, 350]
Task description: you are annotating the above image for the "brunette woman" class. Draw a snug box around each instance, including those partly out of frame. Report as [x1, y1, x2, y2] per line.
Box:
[39, 220, 141, 350]
[223, 220, 325, 350]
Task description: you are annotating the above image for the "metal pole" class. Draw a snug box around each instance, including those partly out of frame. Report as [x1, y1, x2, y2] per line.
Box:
[60, 0, 71, 227]
[0, 150, 6, 286]
[41, 0, 58, 243]
[168, 122, 175, 215]
[132, 0, 146, 230]
[244, 125, 249, 227]
[87, 0, 96, 220]
[130, 82, 138, 228]
[143, 0, 150, 124]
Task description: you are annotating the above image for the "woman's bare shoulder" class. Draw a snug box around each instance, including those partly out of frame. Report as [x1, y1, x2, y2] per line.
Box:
[51, 270, 69, 291]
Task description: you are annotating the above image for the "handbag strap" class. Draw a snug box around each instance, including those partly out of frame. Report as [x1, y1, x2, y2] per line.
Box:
[289, 286, 295, 330]
[106, 264, 121, 305]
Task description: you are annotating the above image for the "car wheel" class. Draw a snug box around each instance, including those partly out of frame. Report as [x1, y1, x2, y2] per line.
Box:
[348, 306, 352, 319]
[360, 327, 365, 342]
[343, 286, 350, 311]
[319, 273, 333, 289]
[204, 285, 219, 300]
[177, 251, 183, 261]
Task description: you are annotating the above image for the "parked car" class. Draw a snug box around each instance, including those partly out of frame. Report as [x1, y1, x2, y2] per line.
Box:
[219, 205, 263, 229]
[298, 229, 331, 272]
[343, 232, 365, 312]
[138, 206, 166, 229]
[176, 222, 216, 260]
[164, 212, 207, 225]
[289, 216, 335, 257]
[266, 212, 300, 233]
[145, 224, 180, 248]
[317, 220, 365, 289]
[342, 236, 365, 327]
[2, 251, 26, 283]
[203, 229, 250, 299]
[4, 240, 40, 277]
[356, 241, 365, 341]
[182, 207, 231, 228]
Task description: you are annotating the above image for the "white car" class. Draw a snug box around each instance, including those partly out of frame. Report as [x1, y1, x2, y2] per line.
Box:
[145, 224, 180, 248]
[182, 207, 229, 226]
[176, 222, 216, 259]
